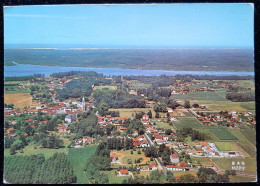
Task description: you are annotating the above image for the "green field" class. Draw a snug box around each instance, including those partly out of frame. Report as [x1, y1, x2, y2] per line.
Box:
[182, 111, 194, 117]
[156, 121, 174, 129]
[109, 108, 155, 118]
[171, 91, 227, 101]
[229, 129, 256, 157]
[240, 129, 256, 146]
[207, 126, 238, 140]
[190, 84, 211, 89]
[236, 80, 255, 88]
[94, 85, 117, 91]
[4, 143, 69, 159]
[214, 142, 237, 151]
[101, 171, 128, 184]
[68, 146, 97, 184]
[173, 117, 203, 129]
[212, 157, 257, 174]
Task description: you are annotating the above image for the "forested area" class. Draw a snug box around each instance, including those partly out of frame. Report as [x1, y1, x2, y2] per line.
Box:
[5, 74, 45, 81]
[4, 153, 76, 184]
[226, 92, 255, 102]
[107, 137, 133, 150]
[93, 89, 146, 108]
[176, 128, 206, 141]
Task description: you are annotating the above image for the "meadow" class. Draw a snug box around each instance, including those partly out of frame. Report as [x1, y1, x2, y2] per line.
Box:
[68, 146, 97, 184]
[109, 108, 156, 118]
[173, 117, 204, 129]
[214, 142, 237, 151]
[207, 126, 238, 140]
[93, 85, 118, 91]
[240, 129, 256, 146]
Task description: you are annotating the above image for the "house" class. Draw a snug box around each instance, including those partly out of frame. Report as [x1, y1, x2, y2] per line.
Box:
[120, 127, 127, 131]
[83, 137, 92, 144]
[166, 165, 188, 171]
[167, 108, 173, 113]
[65, 114, 77, 123]
[110, 152, 118, 162]
[200, 141, 207, 146]
[119, 170, 129, 176]
[170, 154, 180, 164]
[132, 131, 139, 137]
[142, 114, 149, 120]
[129, 90, 137, 95]
[163, 136, 169, 141]
[140, 141, 149, 147]
[157, 140, 165, 145]
[228, 152, 236, 157]
[179, 161, 189, 167]
[149, 163, 158, 171]
[58, 125, 68, 132]
[170, 116, 177, 121]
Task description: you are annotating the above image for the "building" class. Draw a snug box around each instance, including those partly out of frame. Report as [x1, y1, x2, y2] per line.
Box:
[166, 165, 188, 171]
[65, 114, 77, 123]
[170, 154, 180, 164]
[119, 170, 129, 176]
[149, 163, 158, 171]
[110, 152, 118, 162]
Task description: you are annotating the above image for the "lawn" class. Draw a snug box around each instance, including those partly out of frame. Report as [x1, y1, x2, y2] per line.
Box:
[156, 121, 174, 130]
[109, 108, 155, 118]
[207, 126, 238, 140]
[214, 142, 237, 151]
[68, 145, 97, 184]
[173, 117, 203, 129]
[212, 157, 257, 174]
[229, 175, 257, 183]
[101, 171, 128, 184]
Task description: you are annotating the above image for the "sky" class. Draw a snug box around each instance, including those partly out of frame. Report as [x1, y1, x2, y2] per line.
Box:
[4, 3, 254, 48]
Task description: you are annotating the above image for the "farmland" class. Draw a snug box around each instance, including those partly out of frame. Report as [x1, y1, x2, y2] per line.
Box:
[4, 93, 32, 109]
[68, 146, 97, 184]
[214, 142, 237, 151]
[109, 108, 156, 118]
[93, 85, 117, 91]
[173, 117, 203, 129]
[240, 129, 256, 146]
[207, 126, 238, 140]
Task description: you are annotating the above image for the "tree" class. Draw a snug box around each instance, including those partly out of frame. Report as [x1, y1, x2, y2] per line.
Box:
[149, 170, 164, 183]
[184, 100, 190, 108]
[155, 112, 160, 118]
[177, 173, 198, 183]
[166, 171, 176, 183]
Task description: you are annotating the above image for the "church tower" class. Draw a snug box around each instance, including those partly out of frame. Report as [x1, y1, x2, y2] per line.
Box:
[82, 96, 85, 111]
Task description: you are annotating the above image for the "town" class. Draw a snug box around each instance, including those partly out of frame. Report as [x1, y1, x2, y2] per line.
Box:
[4, 71, 256, 184]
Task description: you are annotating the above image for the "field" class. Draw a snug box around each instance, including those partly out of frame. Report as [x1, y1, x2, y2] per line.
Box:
[214, 142, 237, 151]
[229, 175, 257, 183]
[207, 126, 238, 140]
[229, 129, 256, 157]
[212, 157, 257, 174]
[101, 171, 128, 184]
[4, 143, 69, 159]
[173, 117, 203, 129]
[93, 85, 117, 91]
[171, 91, 227, 101]
[4, 93, 32, 109]
[109, 108, 155, 118]
[240, 129, 256, 146]
[68, 146, 97, 184]
[156, 121, 175, 130]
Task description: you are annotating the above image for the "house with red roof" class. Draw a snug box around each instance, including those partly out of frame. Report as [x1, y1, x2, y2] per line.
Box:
[170, 154, 180, 164]
[119, 170, 129, 176]
[140, 141, 149, 147]
[83, 137, 93, 144]
[149, 163, 158, 171]
[110, 152, 118, 162]
[170, 115, 177, 121]
[200, 141, 207, 146]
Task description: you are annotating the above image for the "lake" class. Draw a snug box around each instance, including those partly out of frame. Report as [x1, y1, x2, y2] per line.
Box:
[4, 63, 254, 77]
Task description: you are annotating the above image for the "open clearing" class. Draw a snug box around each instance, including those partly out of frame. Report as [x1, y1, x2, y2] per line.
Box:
[173, 117, 203, 129]
[5, 93, 32, 109]
[101, 171, 128, 184]
[109, 108, 155, 118]
[93, 85, 117, 91]
[68, 146, 97, 184]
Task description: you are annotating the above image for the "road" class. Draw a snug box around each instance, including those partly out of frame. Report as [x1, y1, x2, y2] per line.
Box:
[144, 133, 167, 176]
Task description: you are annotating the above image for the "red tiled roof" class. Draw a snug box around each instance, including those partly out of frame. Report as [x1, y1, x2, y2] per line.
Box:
[166, 165, 185, 169]
[120, 127, 127, 130]
[110, 152, 117, 159]
[200, 141, 207, 146]
[171, 154, 179, 158]
[149, 163, 157, 168]
[120, 170, 128, 174]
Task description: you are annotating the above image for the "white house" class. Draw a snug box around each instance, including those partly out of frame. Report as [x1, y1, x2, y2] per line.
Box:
[149, 163, 158, 171]
[166, 165, 187, 171]
[170, 116, 177, 121]
[170, 154, 180, 164]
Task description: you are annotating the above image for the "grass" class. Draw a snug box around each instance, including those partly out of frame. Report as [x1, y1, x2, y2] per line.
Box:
[93, 85, 117, 91]
[173, 117, 203, 129]
[109, 108, 155, 118]
[68, 145, 97, 184]
[4, 143, 69, 159]
[229, 129, 256, 156]
[101, 171, 129, 184]
[174, 171, 197, 178]
[156, 121, 174, 129]
[214, 142, 237, 151]
[240, 129, 256, 147]
[4, 80, 29, 85]
[229, 175, 257, 183]
[212, 157, 257, 174]
[207, 126, 238, 140]
[182, 111, 194, 117]
[171, 91, 227, 101]
[236, 80, 255, 88]
[196, 129, 219, 141]
[189, 84, 211, 89]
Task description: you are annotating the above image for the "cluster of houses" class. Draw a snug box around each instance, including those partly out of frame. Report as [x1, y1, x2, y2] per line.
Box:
[73, 137, 93, 148]
[197, 110, 255, 127]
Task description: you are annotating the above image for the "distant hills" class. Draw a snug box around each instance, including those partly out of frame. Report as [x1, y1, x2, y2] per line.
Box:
[4, 48, 254, 72]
